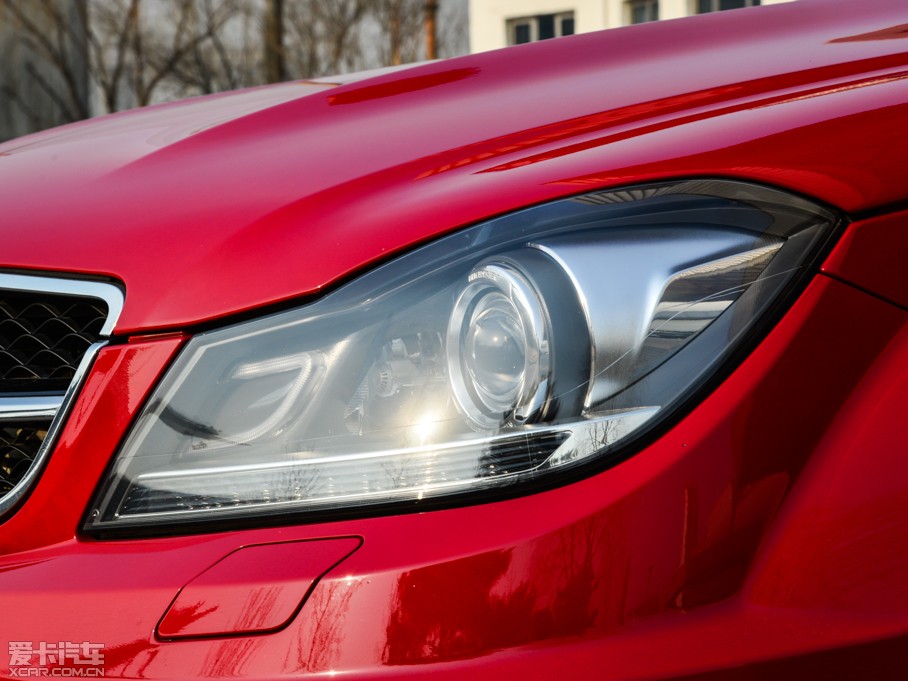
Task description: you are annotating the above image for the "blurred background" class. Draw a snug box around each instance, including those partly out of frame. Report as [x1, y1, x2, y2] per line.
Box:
[0, 0, 470, 142]
[0, 0, 787, 142]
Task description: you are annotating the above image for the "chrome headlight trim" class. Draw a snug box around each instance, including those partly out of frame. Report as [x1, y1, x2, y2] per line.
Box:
[447, 260, 552, 429]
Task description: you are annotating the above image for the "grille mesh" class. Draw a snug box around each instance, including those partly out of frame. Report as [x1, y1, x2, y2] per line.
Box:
[0, 423, 49, 494]
[0, 291, 107, 393]
[0, 281, 114, 505]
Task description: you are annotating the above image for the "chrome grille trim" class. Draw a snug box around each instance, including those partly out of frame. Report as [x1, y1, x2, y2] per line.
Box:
[0, 395, 64, 420]
[0, 273, 124, 336]
[0, 341, 105, 516]
[0, 275, 123, 515]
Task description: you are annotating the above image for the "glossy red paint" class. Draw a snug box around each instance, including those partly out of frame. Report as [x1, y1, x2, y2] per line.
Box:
[822, 209, 908, 309]
[0, 0, 907, 678]
[0, 336, 184, 555]
[0, 0, 907, 332]
[157, 538, 362, 639]
[0, 276, 906, 679]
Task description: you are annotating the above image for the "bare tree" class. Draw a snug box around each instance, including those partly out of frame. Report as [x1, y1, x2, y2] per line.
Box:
[372, 0, 423, 67]
[123, 0, 241, 107]
[424, 0, 437, 60]
[0, 0, 470, 141]
[284, 0, 368, 79]
[88, 0, 140, 112]
[89, 0, 237, 111]
[1, 0, 245, 126]
[263, 0, 285, 82]
[282, 0, 465, 79]
[171, 0, 261, 95]
[0, 0, 91, 123]
[436, 0, 468, 59]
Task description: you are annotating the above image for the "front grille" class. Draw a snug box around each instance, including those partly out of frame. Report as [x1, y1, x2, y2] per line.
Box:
[0, 274, 122, 515]
[0, 423, 49, 494]
[0, 291, 108, 393]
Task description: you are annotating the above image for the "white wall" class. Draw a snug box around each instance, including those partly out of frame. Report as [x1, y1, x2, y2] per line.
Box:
[470, 0, 795, 53]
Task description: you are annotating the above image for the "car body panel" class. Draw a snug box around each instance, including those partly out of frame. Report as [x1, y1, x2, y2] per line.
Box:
[1, 276, 907, 679]
[156, 537, 363, 639]
[0, 0, 906, 332]
[822, 209, 908, 309]
[0, 335, 185, 553]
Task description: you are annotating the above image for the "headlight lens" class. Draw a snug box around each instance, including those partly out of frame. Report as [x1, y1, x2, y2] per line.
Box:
[448, 260, 552, 428]
[85, 180, 839, 532]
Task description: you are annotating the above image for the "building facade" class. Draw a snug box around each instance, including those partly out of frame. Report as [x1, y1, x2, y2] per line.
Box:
[470, 0, 792, 53]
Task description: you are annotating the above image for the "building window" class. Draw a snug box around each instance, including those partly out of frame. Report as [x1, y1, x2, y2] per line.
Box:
[507, 12, 575, 46]
[628, 0, 659, 24]
[697, 0, 760, 13]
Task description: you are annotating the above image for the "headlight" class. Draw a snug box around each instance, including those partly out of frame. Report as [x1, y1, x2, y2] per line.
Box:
[84, 180, 839, 532]
[448, 259, 554, 428]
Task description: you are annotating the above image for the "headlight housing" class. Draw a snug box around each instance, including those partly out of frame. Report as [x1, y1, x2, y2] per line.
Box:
[84, 180, 839, 532]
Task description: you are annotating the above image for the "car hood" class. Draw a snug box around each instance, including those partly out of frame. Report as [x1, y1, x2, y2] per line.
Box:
[0, 0, 907, 333]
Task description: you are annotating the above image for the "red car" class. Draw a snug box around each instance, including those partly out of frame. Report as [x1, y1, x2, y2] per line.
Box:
[0, 0, 906, 678]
